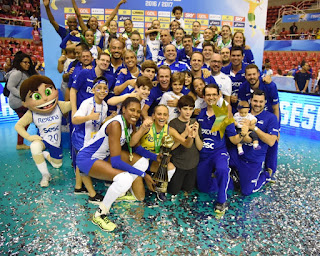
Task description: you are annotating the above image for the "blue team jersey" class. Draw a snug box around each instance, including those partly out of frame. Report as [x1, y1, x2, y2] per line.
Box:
[157, 47, 165, 63]
[238, 78, 279, 114]
[242, 110, 279, 163]
[115, 68, 140, 95]
[157, 60, 190, 73]
[177, 48, 202, 66]
[106, 62, 125, 75]
[221, 62, 247, 95]
[243, 49, 255, 65]
[145, 84, 190, 115]
[57, 26, 81, 42]
[196, 108, 237, 153]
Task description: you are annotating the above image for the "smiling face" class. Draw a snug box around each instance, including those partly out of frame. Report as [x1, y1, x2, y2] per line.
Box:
[110, 40, 123, 59]
[153, 105, 169, 128]
[170, 21, 180, 33]
[184, 73, 192, 86]
[84, 30, 94, 45]
[193, 78, 205, 97]
[67, 16, 78, 31]
[164, 44, 177, 63]
[122, 102, 141, 126]
[93, 83, 109, 102]
[136, 85, 151, 100]
[192, 22, 201, 34]
[174, 29, 184, 43]
[245, 67, 260, 87]
[230, 50, 243, 67]
[221, 26, 231, 40]
[182, 37, 193, 51]
[124, 19, 133, 33]
[210, 53, 223, 74]
[172, 81, 183, 95]
[204, 87, 219, 106]
[152, 20, 161, 29]
[141, 68, 156, 81]
[130, 34, 141, 49]
[157, 68, 171, 90]
[160, 30, 171, 46]
[124, 51, 137, 69]
[109, 20, 118, 34]
[233, 32, 244, 47]
[190, 52, 204, 72]
[179, 106, 193, 121]
[96, 54, 111, 71]
[88, 17, 98, 30]
[23, 83, 59, 114]
[203, 45, 214, 61]
[251, 94, 265, 115]
[203, 29, 214, 41]
[20, 57, 31, 71]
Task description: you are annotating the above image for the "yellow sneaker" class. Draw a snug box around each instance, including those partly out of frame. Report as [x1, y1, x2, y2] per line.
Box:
[92, 214, 116, 231]
[116, 192, 137, 202]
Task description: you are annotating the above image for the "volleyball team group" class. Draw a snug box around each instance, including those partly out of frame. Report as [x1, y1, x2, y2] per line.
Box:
[15, 0, 280, 231]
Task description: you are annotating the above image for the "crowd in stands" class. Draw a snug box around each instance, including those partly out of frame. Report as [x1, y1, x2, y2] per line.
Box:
[2, 0, 319, 232]
[266, 23, 320, 40]
[0, 0, 41, 27]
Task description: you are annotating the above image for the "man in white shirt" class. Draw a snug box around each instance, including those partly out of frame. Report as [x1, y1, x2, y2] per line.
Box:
[210, 53, 232, 103]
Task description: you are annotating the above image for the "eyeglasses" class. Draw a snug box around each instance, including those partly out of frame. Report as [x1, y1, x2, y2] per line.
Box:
[21, 61, 31, 64]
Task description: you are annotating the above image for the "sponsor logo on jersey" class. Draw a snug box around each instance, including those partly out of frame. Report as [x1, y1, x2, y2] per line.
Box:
[38, 115, 60, 123]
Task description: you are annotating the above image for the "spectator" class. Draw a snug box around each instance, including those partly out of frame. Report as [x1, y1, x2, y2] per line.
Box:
[32, 25, 41, 45]
[279, 28, 288, 40]
[3, 57, 12, 73]
[294, 60, 311, 93]
[6, 52, 37, 150]
[289, 22, 298, 39]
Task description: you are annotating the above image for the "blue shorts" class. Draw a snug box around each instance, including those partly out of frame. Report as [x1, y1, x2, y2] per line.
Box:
[43, 141, 63, 160]
[76, 152, 109, 175]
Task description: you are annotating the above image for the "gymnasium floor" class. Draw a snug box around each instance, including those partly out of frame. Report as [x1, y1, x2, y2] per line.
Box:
[0, 122, 319, 255]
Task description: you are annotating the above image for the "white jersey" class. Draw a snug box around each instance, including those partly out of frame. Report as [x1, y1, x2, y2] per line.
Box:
[72, 97, 108, 150]
[32, 105, 63, 147]
[159, 91, 183, 122]
[79, 114, 132, 160]
[146, 37, 160, 62]
[234, 112, 257, 128]
[213, 72, 232, 97]
[94, 29, 102, 46]
[172, 17, 185, 29]
[103, 32, 119, 50]
[90, 45, 99, 59]
[126, 44, 144, 65]
[172, 40, 184, 50]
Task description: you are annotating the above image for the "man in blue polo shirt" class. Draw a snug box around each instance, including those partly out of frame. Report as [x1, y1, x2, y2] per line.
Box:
[236, 90, 279, 195]
[177, 35, 201, 66]
[221, 46, 247, 113]
[157, 44, 190, 73]
[238, 64, 280, 175]
[197, 84, 247, 213]
[157, 30, 172, 63]
[44, 0, 81, 44]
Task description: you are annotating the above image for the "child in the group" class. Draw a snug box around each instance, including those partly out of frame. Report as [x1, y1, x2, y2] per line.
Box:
[172, 27, 185, 50]
[159, 72, 185, 122]
[168, 95, 203, 195]
[234, 101, 260, 155]
[71, 77, 115, 203]
[145, 25, 161, 63]
[172, 6, 185, 29]
[183, 70, 193, 91]
[140, 60, 158, 84]
[107, 76, 153, 113]
[127, 30, 144, 65]
[191, 77, 206, 116]
[15, 75, 71, 187]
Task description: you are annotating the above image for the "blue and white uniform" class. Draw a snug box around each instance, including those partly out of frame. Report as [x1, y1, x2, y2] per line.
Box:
[236, 110, 279, 195]
[177, 47, 202, 66]
[126, 44, 144, 65]
[32, 105, 63, 159]
[72, 97, 109, 151]
[90, 45, 99, 59]
[157, 60, 190, 73]
[196, 108, 237, 204]
[76, 115, 130, 175]
[145, 37, 160, 62]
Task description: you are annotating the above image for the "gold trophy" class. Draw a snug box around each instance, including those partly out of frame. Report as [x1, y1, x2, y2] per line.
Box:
[153, 135, 175, 193]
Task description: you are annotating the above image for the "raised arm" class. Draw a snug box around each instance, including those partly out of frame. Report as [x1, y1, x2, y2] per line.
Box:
[129, 118, 153, 147]
[43, 0, 60, 32]
[102, 0, 127, 29]
[71, 0, 87, 32]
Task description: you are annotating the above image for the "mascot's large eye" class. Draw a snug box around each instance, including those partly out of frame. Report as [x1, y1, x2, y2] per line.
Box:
[32, 93, 42, 100]
[45, 87, 52, 96]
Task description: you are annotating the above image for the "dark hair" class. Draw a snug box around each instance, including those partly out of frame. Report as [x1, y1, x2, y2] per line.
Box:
[232, 31, 246, 48]
[141, 60, 158, 73]
[76, 42, 90, 51]
[86, 16, 97, 30]
[172, 6, 183, 14]
[202, 41, 215, 52]
[124, 19, 133, 24]
[192, 21, 201, 26]
[230, 46, 243, 55]
[183, 70, 194, 86]
[301, 60, 306, 67]
[158, 65, 172, 74]
[183, 34, 193, 41]
[191, 77, 205, 94]
[97, 52, 110, 60]
[203, 84, 220, 96]
[178, 95, 195, 109]
[81, 49, 92, 56]
[252, 89, 265, 99]
[12, 52, 37, 76]
[20, 75, 55, 102]
[245, 64, 259, 73]
[121, 97, 140, 109]
[175, 27, 185, 35]
[136, 76, 153, 90]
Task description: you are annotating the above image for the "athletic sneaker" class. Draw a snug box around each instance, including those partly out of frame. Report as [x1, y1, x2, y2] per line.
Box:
[92, 214, 117, 231]
[88, 193, 104, 205]
[214, 202, 227, 213]
[156, 192, 167, 202]
[116, 192, 136, 202]
[74, 186, 89, 195]
[40, 175, 51, 187]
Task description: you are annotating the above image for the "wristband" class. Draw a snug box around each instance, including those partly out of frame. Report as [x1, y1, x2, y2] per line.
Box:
[254, 126, 258, 131]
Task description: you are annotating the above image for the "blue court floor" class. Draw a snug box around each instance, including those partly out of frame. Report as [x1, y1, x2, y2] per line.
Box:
[0, 122, 319, 255]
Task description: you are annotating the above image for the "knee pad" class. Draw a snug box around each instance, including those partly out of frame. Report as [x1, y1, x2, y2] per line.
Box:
[133, 157, 149, 173]
[30, 141, 43, 156]
[112, 172, 134, 194]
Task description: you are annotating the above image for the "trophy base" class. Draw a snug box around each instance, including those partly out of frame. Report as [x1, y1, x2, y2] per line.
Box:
[154, 181, 168, 193]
